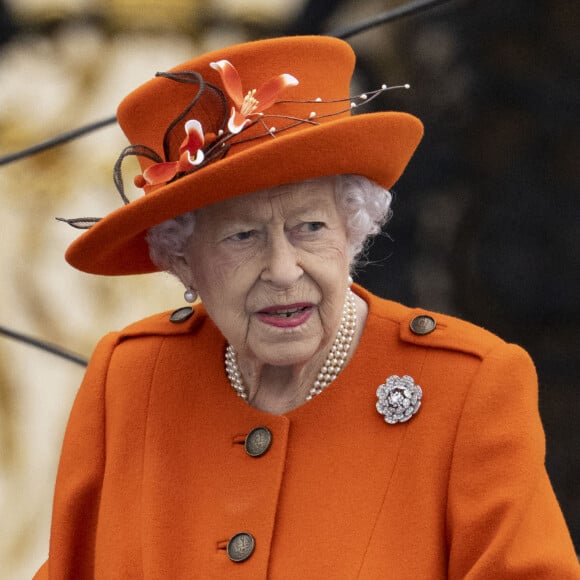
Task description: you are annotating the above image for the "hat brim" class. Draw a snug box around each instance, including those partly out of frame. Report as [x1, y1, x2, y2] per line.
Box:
[65, 111, 423, 275]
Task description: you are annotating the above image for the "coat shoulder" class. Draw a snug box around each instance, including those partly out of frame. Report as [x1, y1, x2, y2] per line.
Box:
[360, 286, 507, 360]
[117, 304, 208, 340]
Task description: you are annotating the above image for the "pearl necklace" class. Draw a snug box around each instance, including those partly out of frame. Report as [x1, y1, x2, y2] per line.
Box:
[224, 288, 357, 403]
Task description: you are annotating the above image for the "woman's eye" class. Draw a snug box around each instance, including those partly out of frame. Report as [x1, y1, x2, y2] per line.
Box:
[303, 221, 324, 232]
[229, 230, 255, 242]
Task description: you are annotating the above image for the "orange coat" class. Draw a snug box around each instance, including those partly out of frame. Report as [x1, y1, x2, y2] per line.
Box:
[35, 286, 579, 579]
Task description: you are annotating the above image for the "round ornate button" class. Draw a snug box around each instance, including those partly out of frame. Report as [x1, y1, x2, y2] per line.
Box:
[169, 306, 194, 323]
[244, 427, 272, 457]
[409, 315, 436, 336]
[227, 532, 255, 563]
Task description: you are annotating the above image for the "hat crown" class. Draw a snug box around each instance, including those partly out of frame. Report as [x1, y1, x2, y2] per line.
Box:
[117, 36, 356, 174]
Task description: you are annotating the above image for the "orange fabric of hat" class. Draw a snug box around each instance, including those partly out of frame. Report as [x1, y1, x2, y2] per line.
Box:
[64, 35, 424, 276]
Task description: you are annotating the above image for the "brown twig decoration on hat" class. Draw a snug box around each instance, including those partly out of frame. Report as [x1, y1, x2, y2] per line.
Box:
[131, 61, 408, 191]
[113, 71, 229, 205]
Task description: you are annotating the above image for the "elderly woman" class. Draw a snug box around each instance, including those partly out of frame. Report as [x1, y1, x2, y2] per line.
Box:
[35, 36, 579, 579]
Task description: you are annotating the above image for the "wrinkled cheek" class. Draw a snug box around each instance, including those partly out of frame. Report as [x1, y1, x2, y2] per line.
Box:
[318, 295, 343, 329]
[222, 311, 253, 351]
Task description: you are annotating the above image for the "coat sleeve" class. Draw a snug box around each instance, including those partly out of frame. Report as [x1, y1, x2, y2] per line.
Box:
[446, 342, 580, 578]
[33, 332, 119, 579]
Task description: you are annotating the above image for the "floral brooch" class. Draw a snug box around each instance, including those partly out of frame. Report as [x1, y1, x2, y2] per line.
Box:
[376, 375, 422, 424]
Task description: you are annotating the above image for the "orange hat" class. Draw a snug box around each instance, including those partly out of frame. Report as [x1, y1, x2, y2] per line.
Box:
[65, 35, 423, 275]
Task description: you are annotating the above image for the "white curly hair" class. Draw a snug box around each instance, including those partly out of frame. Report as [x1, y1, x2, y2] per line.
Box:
[146, 174, 392, 280]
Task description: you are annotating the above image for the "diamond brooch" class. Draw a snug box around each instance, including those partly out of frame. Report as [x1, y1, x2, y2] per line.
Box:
[376, 375, 422, 424]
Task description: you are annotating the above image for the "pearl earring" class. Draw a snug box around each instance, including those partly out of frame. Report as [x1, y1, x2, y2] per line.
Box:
[184, 287, 197, 303]
[348, 275, 354, 286]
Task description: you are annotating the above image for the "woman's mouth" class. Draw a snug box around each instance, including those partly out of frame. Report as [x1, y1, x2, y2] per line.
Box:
[256, 303, 313, 328]
[268, 306, 307, 318]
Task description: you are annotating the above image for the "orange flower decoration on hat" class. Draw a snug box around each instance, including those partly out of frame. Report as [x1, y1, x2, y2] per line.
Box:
[210, 59, 299, 134]
[141, 119, 205, 186]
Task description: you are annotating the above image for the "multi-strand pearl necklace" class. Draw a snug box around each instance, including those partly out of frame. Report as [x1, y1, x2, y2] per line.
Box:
[224, 288, 357, 403]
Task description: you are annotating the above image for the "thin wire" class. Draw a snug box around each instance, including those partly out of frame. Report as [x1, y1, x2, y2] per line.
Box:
[0, 325, 89, 367]
[0, 115, 117, 167]
[332, 0, 455, 39]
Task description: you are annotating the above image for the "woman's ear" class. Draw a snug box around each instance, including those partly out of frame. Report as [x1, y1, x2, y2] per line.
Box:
[170, 253, 197, 289]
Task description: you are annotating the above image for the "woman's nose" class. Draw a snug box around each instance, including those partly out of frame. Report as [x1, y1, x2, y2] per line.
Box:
[260, 233, 303, 288]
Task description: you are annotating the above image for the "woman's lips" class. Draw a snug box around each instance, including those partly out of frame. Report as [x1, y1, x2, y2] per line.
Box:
[256, 303, 314, 328]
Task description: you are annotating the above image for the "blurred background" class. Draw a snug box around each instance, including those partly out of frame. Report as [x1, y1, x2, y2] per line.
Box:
[0, 0, 578, 576]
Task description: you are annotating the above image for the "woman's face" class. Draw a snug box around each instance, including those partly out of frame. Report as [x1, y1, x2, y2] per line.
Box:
[183, 178, 351, 368]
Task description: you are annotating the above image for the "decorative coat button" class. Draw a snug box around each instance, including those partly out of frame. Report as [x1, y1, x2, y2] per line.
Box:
[245, 427, 272, 457]
[227, 532, 255, 563]
[169, 306, 194, 323]
[409, 315, 436, 335]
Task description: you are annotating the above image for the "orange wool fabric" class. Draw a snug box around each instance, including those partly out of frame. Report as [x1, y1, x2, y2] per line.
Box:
[63, 36, 423, 276]
[34, 286, 580, 579]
